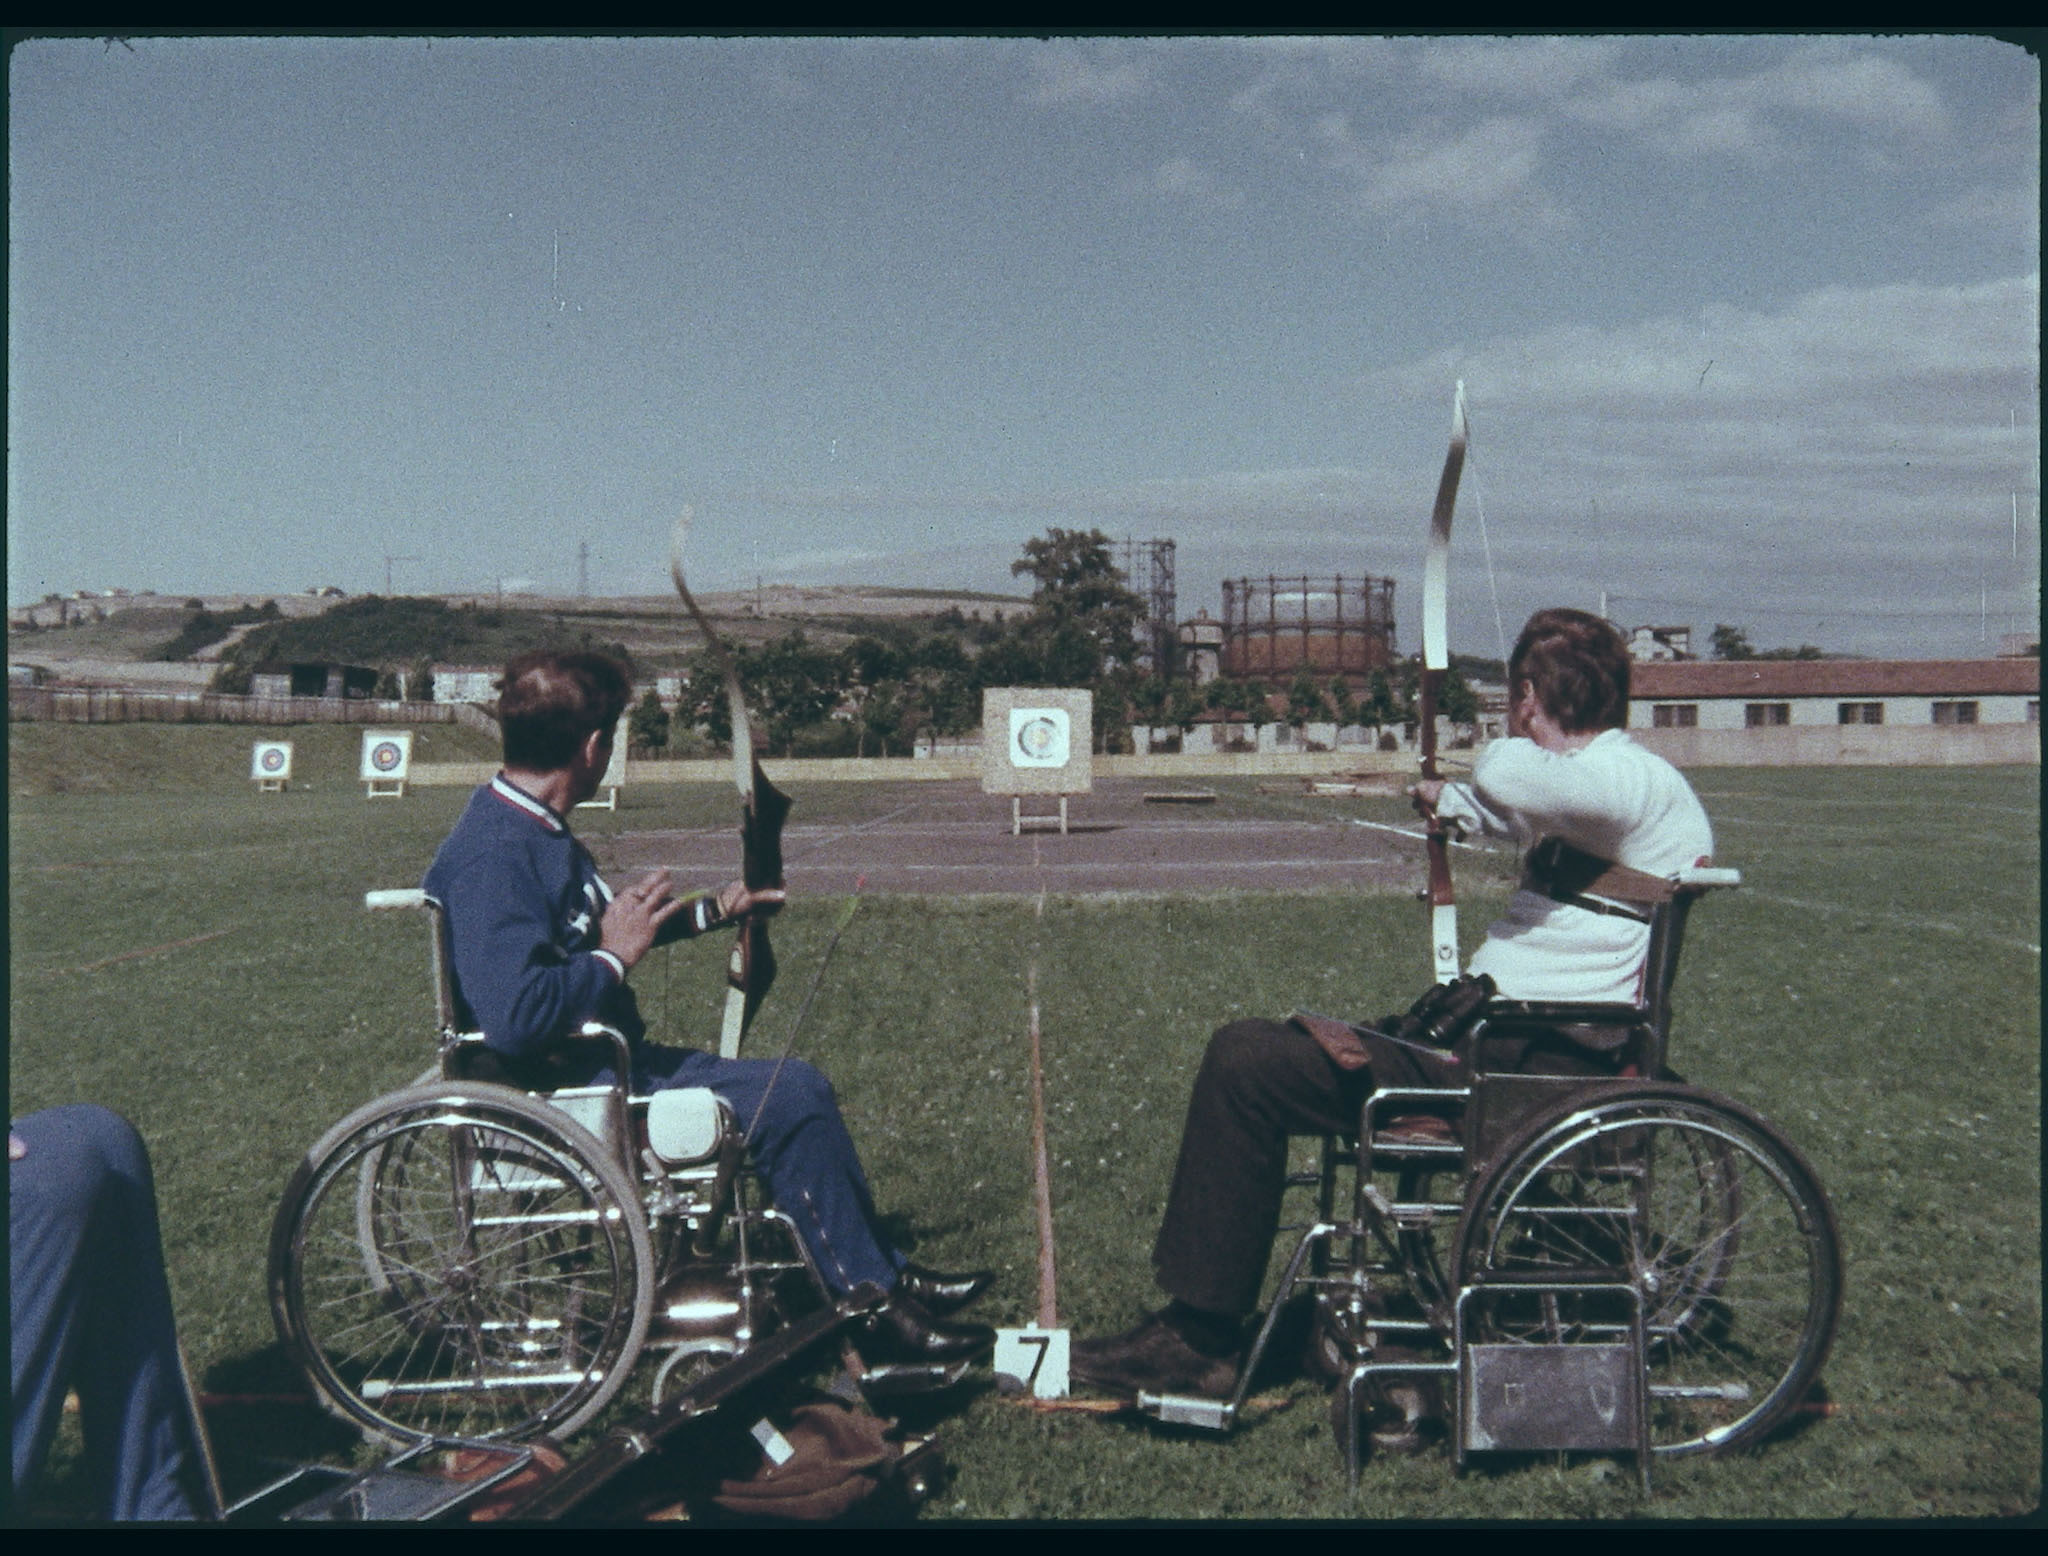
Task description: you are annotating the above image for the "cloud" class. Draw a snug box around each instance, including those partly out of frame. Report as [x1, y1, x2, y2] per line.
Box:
[1414, 36, 1628, 101]
[1315, 112, 1567, 231]
[1562, 42, 1952, 161]
[1349, 274, 2039, 650]
[1023, 41, 1159, 107]
[1141, 156, 1244, 208]
[1927, 179, 2040, 244]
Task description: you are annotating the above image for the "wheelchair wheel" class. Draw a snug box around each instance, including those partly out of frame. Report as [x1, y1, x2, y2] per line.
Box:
[270, 1082, 654, 1445]
[1453, 1083, 1840, 1457]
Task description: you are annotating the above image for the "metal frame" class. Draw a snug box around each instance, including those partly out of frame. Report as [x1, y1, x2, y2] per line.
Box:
[274, 890, 851, 1445]
[1136, 871, 1793, 1489]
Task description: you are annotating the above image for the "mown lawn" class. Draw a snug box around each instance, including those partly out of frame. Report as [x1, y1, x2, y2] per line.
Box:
[8, 726, 2039, 1519]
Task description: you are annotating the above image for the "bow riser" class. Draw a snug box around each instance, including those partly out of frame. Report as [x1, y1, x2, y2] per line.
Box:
[1420, 383, 1469, 984]
[671, 507, 788, 1057]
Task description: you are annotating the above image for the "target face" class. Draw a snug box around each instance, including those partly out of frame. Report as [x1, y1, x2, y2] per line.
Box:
[251, 741, 292, 780]
[359, 730, 413, 781]
[1009, 707, 1071, 768]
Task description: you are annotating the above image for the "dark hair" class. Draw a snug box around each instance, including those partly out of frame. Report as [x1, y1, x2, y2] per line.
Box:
[1508, 609, 1630, 733]
[497, 651, 634, 770]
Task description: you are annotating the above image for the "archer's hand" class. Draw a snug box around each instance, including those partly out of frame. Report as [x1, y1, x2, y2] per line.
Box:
[602, 871, 687, 969]
[717, 879, 786, 921]
[1409, 780, 1446, 817]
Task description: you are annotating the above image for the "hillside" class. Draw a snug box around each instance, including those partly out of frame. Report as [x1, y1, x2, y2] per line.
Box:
[10, 584, 1032, 683]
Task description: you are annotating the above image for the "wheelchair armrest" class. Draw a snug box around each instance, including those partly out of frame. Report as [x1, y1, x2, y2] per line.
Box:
[366, 888, 429, 912]
[1482, 999, 1650, 1028]
[568, 1021, 636, 1081]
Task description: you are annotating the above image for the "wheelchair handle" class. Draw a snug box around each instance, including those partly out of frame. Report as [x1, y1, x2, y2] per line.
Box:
[1675, 867, 1741, 889]
[365, 888, 429, 912]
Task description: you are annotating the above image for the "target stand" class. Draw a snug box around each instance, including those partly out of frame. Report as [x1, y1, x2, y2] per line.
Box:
[1009, 795, 1070, 836]
[360, 730, 413, 800]
[251, 741, 293, 794]
[981, 688, 1092, 837]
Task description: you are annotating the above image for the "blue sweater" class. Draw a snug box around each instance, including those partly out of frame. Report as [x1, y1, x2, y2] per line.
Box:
[423, 776, 716, 1072]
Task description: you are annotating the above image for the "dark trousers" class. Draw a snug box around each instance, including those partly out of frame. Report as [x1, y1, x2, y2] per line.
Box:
[1151, 1019, 1374, 1317]
[635, 1045, 903, 1297]
[10, 1105, 204, 1520]
[1150, 1014, 1617, 1317]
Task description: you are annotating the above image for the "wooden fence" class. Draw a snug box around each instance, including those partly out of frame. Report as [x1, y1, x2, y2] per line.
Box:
[5, 687, 497, 733]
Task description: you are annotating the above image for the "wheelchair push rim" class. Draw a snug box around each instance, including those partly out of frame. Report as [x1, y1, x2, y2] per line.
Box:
[1453, 1082, 1842, 1458]
[269, 1081, 655, 1446]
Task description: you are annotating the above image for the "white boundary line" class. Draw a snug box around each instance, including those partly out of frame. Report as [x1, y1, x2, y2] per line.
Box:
[1743, 889, 2040, 957]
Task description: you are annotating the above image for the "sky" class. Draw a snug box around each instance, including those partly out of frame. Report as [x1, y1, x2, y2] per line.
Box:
[8, 32, 2039, 660]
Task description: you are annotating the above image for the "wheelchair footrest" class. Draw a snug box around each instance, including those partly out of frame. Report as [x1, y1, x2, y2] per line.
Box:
[1461, 1343, 1641, 1453]
[1136, 1391, 1236, 1431]
[855, 1359, 972, 1401]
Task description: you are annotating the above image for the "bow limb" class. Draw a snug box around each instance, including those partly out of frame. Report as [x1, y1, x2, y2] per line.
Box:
[1419, 382, 1469, 984]
[671, 507, 790, 1056]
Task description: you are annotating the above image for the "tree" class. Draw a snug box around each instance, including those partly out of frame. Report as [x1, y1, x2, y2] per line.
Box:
[1358, 670, 1398, 738]
[1327, 677, 1358, 736]
[1710, 624, 1755, 661]
[748, 631, 846, 756]
[1438, 665, 1479, 727]
[208, 662, 252, 695]
[628, 689, 670, 756]
[1286, 669, 1329, 741]
[1009, 528, 1146, 681]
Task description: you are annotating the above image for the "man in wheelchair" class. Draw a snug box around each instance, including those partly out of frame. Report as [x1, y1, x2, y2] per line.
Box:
[1072, 608, 1716, 1405]
[422, 650, 995, 1366]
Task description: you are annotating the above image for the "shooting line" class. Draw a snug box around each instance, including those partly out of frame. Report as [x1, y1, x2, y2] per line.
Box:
[996, 884, 1072, 1396]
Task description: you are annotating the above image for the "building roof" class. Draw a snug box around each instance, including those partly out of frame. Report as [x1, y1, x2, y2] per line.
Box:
[1632, 658, 2039, 700]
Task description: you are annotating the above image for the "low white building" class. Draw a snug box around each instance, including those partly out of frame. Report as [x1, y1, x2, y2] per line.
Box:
[432, 666, 502, 705]
[1630, 659, 2039, 731]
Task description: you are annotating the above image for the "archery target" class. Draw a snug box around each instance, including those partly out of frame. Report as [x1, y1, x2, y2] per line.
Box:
[251, 741, 293, 781]
[359, 730, 413, 781]
[1010, 707, 1070, 768]
[980, 687, 1092, 795]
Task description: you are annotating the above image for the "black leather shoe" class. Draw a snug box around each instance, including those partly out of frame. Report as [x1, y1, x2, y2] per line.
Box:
[863, 1294, 995, 1365]
[895, 1262, 997, 1316]
[1069, 1312, 1239, 1399]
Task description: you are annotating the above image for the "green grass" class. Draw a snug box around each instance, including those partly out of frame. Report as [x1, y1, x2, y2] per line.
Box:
[7, 730, 2039, 1520]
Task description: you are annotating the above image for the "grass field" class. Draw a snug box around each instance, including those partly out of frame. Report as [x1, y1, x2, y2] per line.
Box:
[8, 725, 2039, 1520]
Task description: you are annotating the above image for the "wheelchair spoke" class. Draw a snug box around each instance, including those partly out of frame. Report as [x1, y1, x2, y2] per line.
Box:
[271, 1086, 653, 1444]
[1456, 1086, 1840, 1457]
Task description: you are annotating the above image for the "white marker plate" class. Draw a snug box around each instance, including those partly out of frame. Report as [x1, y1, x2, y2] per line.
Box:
[994, 1325, 1070, 1399]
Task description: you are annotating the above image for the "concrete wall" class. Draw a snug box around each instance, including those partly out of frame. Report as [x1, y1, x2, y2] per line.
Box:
[1629, 721, 2040, 767]
[408, 748, 1422, 788]
[404, 723, 2037, 788]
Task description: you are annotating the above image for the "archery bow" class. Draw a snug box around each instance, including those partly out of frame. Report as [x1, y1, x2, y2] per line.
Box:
[671, 506, 791, 1057]
[1418, 382, 1470, 985]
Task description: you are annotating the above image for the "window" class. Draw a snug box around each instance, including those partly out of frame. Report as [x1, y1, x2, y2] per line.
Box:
[1837, 702, 1884, 725]
[1744, 703, 1791, 728]
[1931, 701, 1980, 725]
[2029, 701, 2039, 724]
[1652, 703, 1698, 728]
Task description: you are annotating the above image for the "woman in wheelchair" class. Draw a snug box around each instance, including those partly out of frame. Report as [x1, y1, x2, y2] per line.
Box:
[423, 651, 995, 1366]
[1072, 609, 1718, 1405]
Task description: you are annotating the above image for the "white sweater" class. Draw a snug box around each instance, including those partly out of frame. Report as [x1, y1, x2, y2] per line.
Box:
[1434, 729, 1716, 1003]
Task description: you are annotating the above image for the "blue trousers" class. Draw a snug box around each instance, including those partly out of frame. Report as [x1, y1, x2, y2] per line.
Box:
[10, 1105, 204, 1521]
[634, 1045, 905, 1297]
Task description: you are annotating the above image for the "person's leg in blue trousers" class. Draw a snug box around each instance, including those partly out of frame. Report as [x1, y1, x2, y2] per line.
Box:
[10, 1104, 204, 1520]
[633, 1046, 904, 1296]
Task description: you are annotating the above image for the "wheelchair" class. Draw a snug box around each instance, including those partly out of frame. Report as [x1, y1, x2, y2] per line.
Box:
[267, 889, 868, 1448]
[1142, 867, 1843, 1487]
